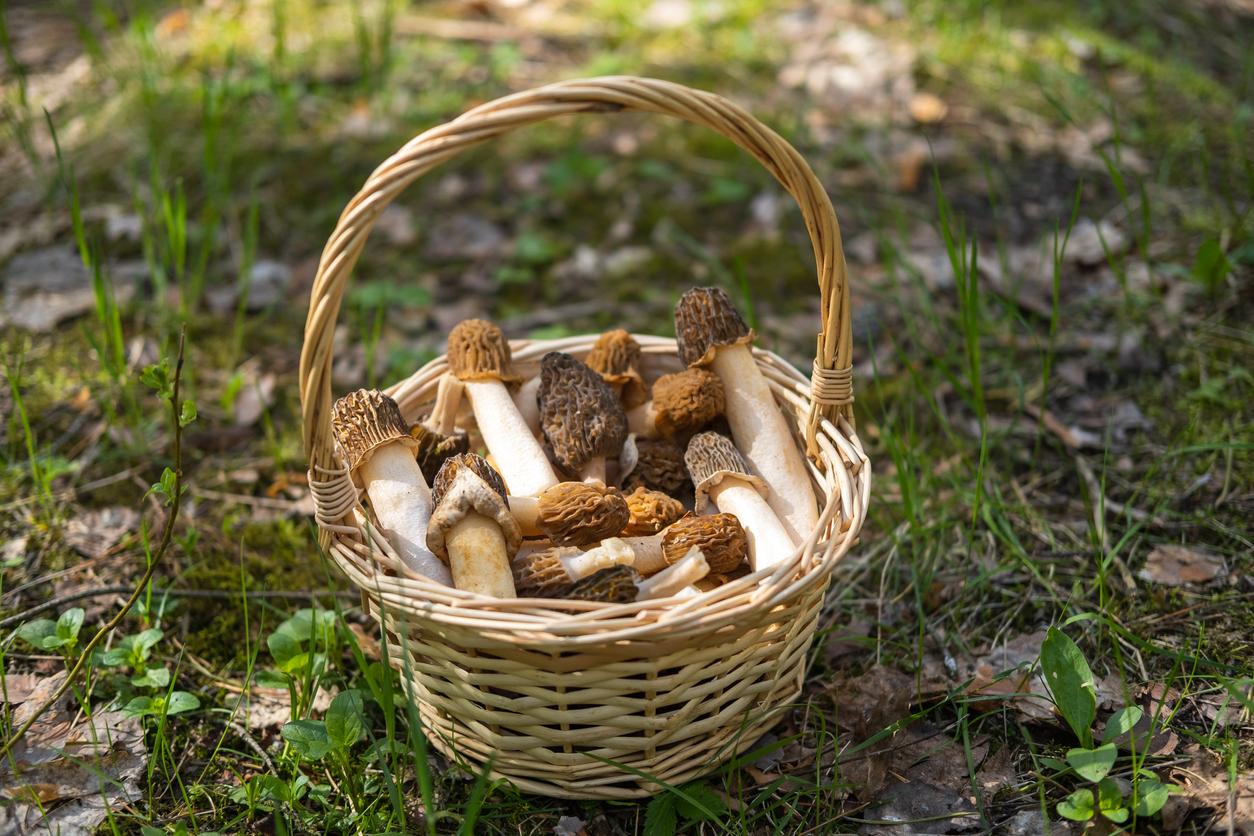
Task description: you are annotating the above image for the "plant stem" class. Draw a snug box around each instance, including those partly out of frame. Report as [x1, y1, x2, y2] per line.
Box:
[0, 326, 188, 761]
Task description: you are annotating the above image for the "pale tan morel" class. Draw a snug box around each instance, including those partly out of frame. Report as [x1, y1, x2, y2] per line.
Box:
[427, 453, 522, 597]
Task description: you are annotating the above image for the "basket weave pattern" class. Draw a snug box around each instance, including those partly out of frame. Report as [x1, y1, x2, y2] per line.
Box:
[299, 78, 870, 799]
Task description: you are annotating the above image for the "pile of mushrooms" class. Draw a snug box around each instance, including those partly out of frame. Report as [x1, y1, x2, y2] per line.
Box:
[330, 287, 819, 604]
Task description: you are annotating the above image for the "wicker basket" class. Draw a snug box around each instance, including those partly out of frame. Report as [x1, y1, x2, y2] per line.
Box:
[298, 77, 869, 799]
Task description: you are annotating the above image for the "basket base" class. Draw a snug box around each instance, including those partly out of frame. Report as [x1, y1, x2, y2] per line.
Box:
[420, 682, 799, 800]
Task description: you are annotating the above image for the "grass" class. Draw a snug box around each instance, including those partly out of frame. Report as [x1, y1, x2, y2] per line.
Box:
[0, 0, 1251, 832]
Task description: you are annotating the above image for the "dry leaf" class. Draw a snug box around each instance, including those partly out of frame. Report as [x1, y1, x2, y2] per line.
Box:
[0, 671, 145, 832]
[553, 815, 587, 836]
[1138, 545, 1227, 587]
[0, 247, 136, 332]
[63, 506, 139, 559]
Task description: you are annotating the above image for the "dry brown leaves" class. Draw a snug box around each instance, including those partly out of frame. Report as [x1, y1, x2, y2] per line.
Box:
[1137, 545, 1228, 587]
[0, 672, 146, 832]
[63, 506, 140, 559]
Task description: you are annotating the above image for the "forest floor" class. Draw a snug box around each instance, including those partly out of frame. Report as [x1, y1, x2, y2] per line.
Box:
[0, 0, 1251, 833]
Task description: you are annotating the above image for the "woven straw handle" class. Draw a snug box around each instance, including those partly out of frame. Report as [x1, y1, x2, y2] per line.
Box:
[300, 76, 853, 472]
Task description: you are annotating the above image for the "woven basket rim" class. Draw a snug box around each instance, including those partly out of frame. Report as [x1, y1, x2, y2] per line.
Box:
[314, 333, 869, 648]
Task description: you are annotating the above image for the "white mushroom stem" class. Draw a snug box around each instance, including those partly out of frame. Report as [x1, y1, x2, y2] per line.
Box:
[559, 537, 635, 578]
[511, 376, 542, 435]
[616, 536, 667, 575]
[446, 513, 514, 598]
[508, 495, 541, 535]
[625, 402, 659, 438]
[463, 379, 558, 496]
[710, 345, 818, 542]
[580, 458, 608, 485]
[707, 476, 795, 571]
[635, 548, 709, 600]
[360, 444, 452, 585]
[424, 375, 465, 436]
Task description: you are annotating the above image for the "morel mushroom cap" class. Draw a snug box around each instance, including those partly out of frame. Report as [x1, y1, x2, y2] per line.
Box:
[623, 438, 689, 495]
[446, 319, 522, 383]
[426, 453, 522, 561]
[674, 287, 756, 368]
[623, 487, 685, 536]
[650, 368, 726, 438]
[585, 329, 647, 408]
[332, 389, 420, 481]
[537, 481, 629, 547]
[409, 423, 470, 484]
[684, 431, 769, 513]
[538, 352, 628, 474]
[512, 547, 576, 598]
[561, 564, 642, 604]
[661, 513, 748, 574]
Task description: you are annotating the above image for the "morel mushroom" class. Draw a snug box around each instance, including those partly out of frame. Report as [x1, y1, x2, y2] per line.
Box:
[538, 352, 628, 484]
[509, 481, 630, 546]
[622, 487, 685, 536]
[622, 438, 689, 495]
[560, 547, 710, 602]
[684, 431, 795, 571]
[333, 390, 452, 586]
[512, 538, 635, 597]
[426, 453, 522, 597]
[585, 329, 648, 409]
[408, 422, 470, 484]
[446, 319, 558, 496]
[675, 287, 818, 542]
[625, 368, 725, 440]
[619, 512, 748, 576]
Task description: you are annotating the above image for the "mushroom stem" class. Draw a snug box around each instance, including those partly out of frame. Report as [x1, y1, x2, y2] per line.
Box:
[511, 376, 542, 435]
[463, 379, 558, 496]
[580, 457, 607, 485]
[445, 512, 515, 598]
[359, 444, 453, 585]
[709, 344, 817, 542]
[707, 476, 794, 571]
[635, 548, 709, 600]
[508, 495, 540, 535]
[560, 537, 635, 578]
[617, 536, 667, 575]
[625, 403, 657, 438]
[424, 375, 464, 436]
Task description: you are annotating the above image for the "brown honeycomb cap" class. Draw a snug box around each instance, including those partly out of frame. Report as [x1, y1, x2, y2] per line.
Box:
[331, 389, 420, 480]
[585, 329, 648, 408]
[446, 319, 522, 383]
[674, 287, 756, 367]
[537, 481, 630, 547]
[538, 352, 628, 474]
[661, 513, 748, 574]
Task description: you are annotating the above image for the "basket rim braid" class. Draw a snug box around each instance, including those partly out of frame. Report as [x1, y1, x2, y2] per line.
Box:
[297, 76, 871, 798]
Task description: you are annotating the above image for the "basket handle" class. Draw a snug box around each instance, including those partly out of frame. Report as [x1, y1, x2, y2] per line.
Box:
[300, 76, 853, 473]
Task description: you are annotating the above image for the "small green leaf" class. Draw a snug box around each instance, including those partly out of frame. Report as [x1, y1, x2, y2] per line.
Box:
[179, 400, 197, 427]
[1057, 788, 1095, 821]
[675, 783, 727, 822]
[282, 719, 334, 760]
[56, 608, 85, 643]
[140, 360, 172, 397]
[1097, 776, 1128, 822]
[124, 696, 156, 717]
[133, 628, 164, 657]
[643, 793, 678, 836]
[17, 619, 63, 650]
[131, 666, 172, 689]
[1102, 705, 1144, 743]
[325, 690, 366, 750]
[1066, 743, 1117, 782]
[1040, 627, 1097, 747]
[165, 691, 200, 715]
[1134, 777, 1170, 817]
